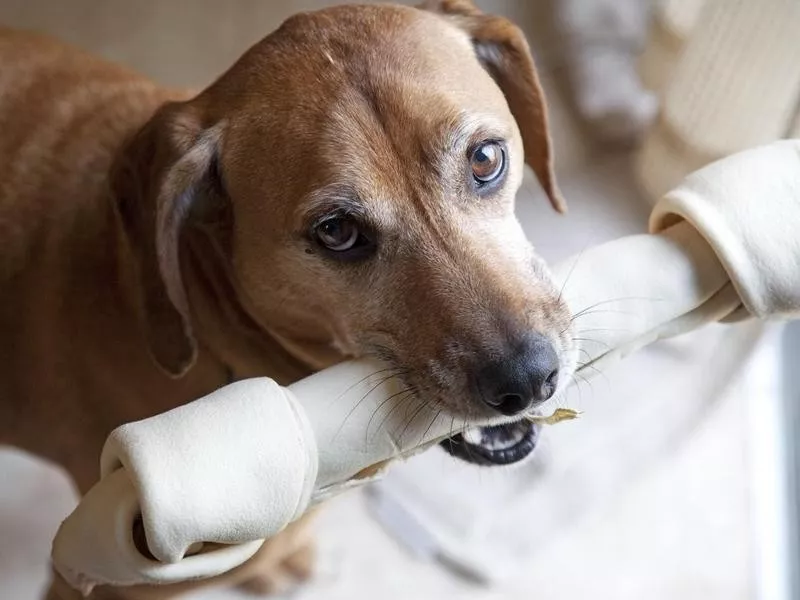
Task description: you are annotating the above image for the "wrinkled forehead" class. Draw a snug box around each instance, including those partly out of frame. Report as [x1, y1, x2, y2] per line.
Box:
[316, 88, 512, 203]
[337, 7, 512, 118]
[280, 5, 515, 133]
[308, 10, 516, 200]
[221, 5, 517, 222]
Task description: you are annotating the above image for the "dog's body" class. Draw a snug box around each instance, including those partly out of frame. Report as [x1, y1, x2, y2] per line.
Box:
[0, 26, 312, 492]
[0, 3, 574, 598]
[0, 26, 322, 599]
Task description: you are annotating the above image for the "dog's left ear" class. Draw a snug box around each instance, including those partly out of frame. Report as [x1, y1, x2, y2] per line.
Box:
[113, 100, 224, 377]
[420, 0, 566, 213]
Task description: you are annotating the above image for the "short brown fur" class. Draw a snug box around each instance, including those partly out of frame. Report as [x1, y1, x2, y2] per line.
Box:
[0, 3, 573, 598]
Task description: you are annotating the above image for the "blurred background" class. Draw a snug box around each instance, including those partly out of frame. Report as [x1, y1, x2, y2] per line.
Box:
[1, 0, 799, 599]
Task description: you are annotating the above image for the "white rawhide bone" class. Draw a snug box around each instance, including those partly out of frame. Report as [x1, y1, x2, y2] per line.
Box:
[52, 140, 800, 594]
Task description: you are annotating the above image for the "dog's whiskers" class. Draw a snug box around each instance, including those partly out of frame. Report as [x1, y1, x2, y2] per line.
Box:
[568, 295, 665, 326]
[395, 397, 430, 446]
[556, 248, 586, 305]
[421, 409, 443, 446]
[571, 336, 613, 351]
[372, 389, 418, 443]
[331, 369, 407, 442]
[324, 366, 404, 409]
[365, 386, 415, 445]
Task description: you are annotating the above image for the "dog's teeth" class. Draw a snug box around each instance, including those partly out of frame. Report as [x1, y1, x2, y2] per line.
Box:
[484, 424, 527, 451]
[463, 427, 483, 445]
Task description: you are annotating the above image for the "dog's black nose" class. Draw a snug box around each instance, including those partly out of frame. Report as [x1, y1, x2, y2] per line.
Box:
[478, 333, 559, 416]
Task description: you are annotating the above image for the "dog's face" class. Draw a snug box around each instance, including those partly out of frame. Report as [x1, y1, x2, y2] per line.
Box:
[119, 2, 576, 466]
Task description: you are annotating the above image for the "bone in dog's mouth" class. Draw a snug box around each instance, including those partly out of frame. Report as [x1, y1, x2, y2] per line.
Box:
[440, 419, 540, 466]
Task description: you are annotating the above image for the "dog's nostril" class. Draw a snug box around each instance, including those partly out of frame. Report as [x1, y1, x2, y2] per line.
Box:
[539, 368, 559, 401]
[492, 392, 530, 416]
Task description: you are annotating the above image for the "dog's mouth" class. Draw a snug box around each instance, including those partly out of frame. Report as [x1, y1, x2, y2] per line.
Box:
[439, 419, 540, 466]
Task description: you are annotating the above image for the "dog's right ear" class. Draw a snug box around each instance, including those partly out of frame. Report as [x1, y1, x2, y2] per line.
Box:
[420, 0, 566, 213]
[113, 101, 223, 378]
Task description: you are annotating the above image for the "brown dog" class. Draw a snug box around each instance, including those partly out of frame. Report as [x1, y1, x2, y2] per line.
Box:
[0, 1, 575, 598]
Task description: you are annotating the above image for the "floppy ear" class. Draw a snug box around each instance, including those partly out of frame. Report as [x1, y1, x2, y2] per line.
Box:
[421, 0, 566, 213]
[113, 101, 224, 377]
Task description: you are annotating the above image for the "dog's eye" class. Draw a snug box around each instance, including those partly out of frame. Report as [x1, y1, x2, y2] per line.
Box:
[470, 142, 505, 184]
[314, 217, 361, 252]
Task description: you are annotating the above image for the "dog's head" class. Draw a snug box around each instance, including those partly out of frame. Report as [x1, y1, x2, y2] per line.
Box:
[117, 1, 576, 465]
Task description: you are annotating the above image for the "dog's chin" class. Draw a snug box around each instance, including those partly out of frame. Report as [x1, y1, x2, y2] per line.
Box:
[440, 419, 540, 466]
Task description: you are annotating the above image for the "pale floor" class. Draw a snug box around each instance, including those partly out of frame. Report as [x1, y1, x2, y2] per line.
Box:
[0, 2, 760, 599]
